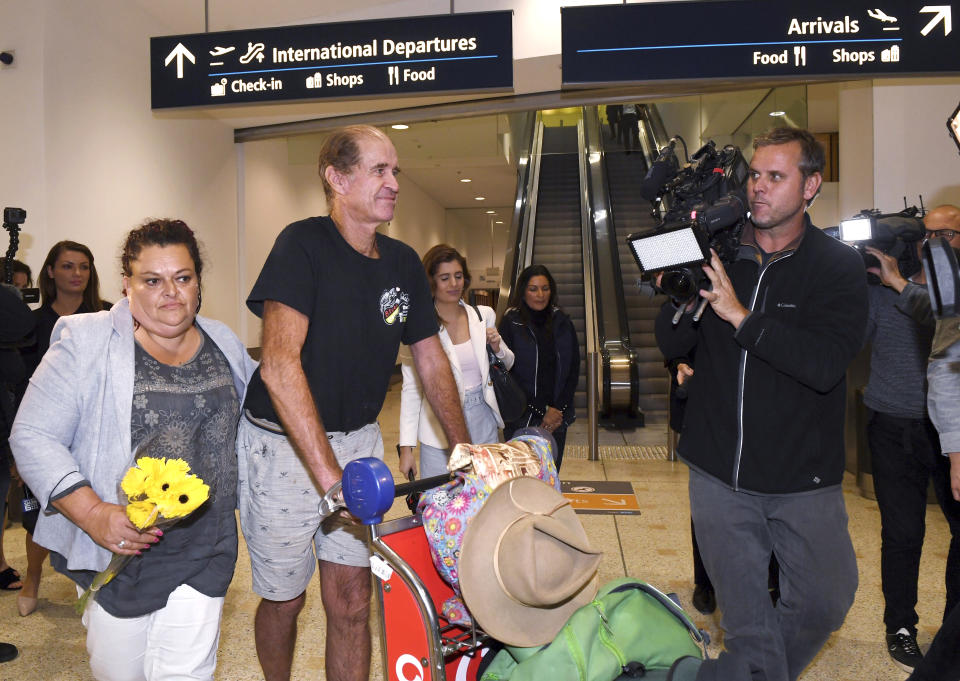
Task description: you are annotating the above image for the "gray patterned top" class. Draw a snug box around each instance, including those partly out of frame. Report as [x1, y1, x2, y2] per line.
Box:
[52, 328, 240, 617]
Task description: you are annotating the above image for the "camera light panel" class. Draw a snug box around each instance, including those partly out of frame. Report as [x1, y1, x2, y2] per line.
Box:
[628, 227, 708, 272]
[838, 217, 873, 242]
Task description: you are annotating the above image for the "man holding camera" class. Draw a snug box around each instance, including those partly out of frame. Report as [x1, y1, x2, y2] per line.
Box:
[862, 204, 960, 671]
[656, 127, 867, 681]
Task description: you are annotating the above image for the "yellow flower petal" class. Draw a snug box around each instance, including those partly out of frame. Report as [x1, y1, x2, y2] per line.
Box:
[154, 475, 209, 519]
[152, 458, 193, 497]
[120, 468, 149, 500]
[162, 458, 191, 478]
[126, 500, 158, 529]
[136, 457, 166, 483]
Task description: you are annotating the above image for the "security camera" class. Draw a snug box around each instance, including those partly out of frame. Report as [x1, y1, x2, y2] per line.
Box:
[0, 52, 13, 66]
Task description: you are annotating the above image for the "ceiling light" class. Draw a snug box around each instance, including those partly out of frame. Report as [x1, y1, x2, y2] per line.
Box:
[485, 210, 496, 214]
[391, 124, 409, 130]
[474, 196, 486, 201]
[495, 220, 504, 224]
[769, 111, 786, 117]
[460, 178, 472, 183]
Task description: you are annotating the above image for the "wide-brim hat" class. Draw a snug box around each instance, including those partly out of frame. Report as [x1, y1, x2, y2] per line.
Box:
[459, 476, 601, 647]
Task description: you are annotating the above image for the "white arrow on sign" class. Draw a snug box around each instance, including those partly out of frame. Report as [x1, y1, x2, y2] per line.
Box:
[164, 42, 196, 79]
[601, 497, 628, 506]
[920, 5, 952, 36]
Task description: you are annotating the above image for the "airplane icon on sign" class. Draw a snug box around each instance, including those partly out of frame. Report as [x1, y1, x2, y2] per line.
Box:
[867, 8, 898, 23]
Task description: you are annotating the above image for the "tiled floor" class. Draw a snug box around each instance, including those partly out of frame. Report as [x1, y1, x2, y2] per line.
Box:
[0, 383, 949, 680]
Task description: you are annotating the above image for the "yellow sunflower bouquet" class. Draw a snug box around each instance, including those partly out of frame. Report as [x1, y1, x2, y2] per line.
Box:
[75, 456, 210, 613]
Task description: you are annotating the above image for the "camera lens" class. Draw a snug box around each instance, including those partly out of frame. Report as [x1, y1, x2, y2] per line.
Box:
[661, 267, 702, 301]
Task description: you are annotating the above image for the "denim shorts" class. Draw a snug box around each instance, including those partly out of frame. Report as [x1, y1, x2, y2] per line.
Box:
[237, 416, 384, 601]
[419, 385, 499, 478]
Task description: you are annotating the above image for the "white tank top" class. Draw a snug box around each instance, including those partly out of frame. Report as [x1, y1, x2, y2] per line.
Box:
[454, 340, 482, 390]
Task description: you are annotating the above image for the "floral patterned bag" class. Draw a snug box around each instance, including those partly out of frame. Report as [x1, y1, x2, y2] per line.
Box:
[417, 431, 561, 625]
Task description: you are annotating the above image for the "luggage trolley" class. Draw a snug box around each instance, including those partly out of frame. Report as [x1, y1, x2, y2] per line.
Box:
[333, 460, 489, 681]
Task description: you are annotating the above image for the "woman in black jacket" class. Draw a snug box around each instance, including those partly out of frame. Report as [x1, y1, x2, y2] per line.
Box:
[17, 240, 111, 617]
[499, 264, 580, 470]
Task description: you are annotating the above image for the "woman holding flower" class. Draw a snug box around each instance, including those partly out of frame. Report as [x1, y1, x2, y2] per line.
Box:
[10, 219, 256, 681]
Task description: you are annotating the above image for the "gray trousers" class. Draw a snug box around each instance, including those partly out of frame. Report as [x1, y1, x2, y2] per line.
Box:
[689, 469, 858, 681]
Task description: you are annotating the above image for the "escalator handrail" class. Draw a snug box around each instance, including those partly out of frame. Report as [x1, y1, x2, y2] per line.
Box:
[576, 117, 599, 360]
[583, 107, 633, 350]
[498, 111, 542, 321]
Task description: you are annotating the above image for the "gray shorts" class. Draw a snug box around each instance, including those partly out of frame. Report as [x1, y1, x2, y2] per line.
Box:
[237, 416, 384, 601]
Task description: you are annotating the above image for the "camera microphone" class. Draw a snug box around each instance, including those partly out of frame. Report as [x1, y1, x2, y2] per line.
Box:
[639, 140, 679, 201]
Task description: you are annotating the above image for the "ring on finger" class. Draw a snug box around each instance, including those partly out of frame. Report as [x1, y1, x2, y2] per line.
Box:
[117, 539, 127, 550]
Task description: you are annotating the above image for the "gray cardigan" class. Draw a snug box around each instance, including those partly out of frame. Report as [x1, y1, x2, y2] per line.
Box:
[10, 297, 257, 572]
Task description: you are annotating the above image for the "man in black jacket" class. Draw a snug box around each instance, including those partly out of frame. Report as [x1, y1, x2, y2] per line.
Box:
[656, 128, 868, 681]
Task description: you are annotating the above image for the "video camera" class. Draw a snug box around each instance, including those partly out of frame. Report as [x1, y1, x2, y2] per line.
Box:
[825, 205, 925, 282]
[626, 138, 750, 304]
[2, 206, 39, 304]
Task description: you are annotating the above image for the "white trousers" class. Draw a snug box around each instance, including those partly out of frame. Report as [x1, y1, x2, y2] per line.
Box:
[82, 583, 224, 681]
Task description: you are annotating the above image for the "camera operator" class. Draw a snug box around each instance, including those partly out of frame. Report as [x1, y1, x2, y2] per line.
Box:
[905, 223, 960, 681]
[0, 280, 33, 663]
[655, 127, 867, 681]
[860, 204, 960, 671]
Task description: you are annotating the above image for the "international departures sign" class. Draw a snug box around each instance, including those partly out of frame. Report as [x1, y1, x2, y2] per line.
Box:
[562, 0, 958, 86]
[150, 11, 513, 109]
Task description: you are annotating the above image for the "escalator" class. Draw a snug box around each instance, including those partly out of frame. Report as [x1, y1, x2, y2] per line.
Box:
[602, 106, 670, 426]
[499, 107, 673, 438]
[530, 125, 588, 414]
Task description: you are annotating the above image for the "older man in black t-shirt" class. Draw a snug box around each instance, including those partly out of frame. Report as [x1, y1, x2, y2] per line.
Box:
[239, 124, 469, 681]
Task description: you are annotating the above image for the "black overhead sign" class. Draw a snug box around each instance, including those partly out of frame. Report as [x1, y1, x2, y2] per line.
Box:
[150, 11, 512, 109]
[562, 1, 958, 86]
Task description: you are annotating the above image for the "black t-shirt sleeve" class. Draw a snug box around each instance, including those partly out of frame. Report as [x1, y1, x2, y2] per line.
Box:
[399, 245, 439, 346]
[247, 221, 318, 319]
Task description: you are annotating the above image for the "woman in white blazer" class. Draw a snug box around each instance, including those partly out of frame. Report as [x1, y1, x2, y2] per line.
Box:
[398, 244, 514, 479]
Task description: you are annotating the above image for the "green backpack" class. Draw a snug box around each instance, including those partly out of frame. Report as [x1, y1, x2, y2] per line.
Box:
[478, 577, 706, 681]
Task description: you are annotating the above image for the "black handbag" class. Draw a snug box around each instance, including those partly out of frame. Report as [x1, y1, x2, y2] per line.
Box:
[487, 344, 528, 424]
[470, 304, 528, 423]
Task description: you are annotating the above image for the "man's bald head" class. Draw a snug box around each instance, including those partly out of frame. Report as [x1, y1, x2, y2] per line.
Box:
[924, 204, 960, 249]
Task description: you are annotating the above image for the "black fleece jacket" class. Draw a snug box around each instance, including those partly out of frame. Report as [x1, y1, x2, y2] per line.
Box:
[655, 217, 868, 494]
[499, 306, 580, 428]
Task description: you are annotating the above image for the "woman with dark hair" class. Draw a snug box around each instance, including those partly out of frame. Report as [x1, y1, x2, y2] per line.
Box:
[398, 244, 514, 478]
[11, 219, 255, 681]
[18, 241, 111, 615]
[498, 264, 580, 470]
[33, 240, 111, 360]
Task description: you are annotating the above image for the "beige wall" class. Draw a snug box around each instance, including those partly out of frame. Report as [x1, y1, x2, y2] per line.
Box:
[2, 0, 239, 325]
[0, 3, 45, 264]
[873, 78, 960, 213]
[836, 77, 960, 222]
[838, 82, 877, 221]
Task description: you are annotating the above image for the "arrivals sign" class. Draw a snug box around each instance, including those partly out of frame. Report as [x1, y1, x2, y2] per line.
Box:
[150, 11, 512, 109]
[562, 1, 958, 85]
